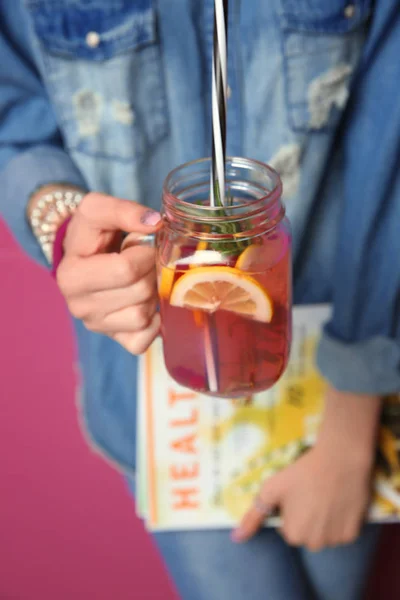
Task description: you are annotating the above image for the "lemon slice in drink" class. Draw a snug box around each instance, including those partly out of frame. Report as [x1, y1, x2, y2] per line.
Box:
[236, 244, 260, 271]
[170, 266, 273, 322]
[159, 266, 175, 299]
[158, 242, 218, 299]
[158, 245, 181, 299]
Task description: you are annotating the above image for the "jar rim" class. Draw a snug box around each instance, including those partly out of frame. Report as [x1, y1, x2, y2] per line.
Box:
[163, 156, 282, 213]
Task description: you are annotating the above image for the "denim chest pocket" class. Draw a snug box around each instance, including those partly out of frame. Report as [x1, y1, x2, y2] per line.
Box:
[26, 0, 169, 162]
[276, 0, 372, 132]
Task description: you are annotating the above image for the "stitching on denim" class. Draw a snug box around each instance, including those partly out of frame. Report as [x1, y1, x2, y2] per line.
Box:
[30, 7, 155, 57]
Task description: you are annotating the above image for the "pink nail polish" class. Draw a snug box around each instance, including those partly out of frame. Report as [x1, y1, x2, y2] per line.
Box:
[141, 210, 162, 227]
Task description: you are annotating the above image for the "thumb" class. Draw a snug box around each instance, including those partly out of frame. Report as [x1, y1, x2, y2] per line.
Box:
[67, 192, 162, 256]
[79, 192, 162, 232]
[231, 472, 285, 543]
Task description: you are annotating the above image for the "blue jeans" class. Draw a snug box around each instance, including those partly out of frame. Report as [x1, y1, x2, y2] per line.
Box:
[127, 480, 380, 600]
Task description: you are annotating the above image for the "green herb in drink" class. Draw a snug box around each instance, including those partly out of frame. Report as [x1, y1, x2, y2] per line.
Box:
[208, 179, 251, 257]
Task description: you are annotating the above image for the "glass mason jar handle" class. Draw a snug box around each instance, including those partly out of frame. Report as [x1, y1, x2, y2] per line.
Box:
[121, 232, 156, 251]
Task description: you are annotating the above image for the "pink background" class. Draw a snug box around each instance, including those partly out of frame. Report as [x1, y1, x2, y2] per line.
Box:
[0, 217, 399, 599]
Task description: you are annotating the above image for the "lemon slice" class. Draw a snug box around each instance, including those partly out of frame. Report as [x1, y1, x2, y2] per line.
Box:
[159, 242, 217, 299]
[196, 240, 208, 252]
[236, 244, 260, 271]
[170, 266, 273, 322]
[158, 245, 181, 299]
[158, 266, 175, 299]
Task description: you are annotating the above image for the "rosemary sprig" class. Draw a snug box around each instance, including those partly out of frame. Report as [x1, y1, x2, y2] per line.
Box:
[208, 180, 250, 257]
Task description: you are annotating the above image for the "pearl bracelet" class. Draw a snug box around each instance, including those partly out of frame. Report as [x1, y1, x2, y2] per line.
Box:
[29, 189, 84, 264]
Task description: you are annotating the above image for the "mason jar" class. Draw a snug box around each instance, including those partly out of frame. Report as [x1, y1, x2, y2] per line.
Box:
[157, 157, 292, 398]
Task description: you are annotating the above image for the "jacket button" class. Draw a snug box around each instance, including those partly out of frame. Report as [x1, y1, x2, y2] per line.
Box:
[344, 4, 355, 19]
[86, 31, 101, 48]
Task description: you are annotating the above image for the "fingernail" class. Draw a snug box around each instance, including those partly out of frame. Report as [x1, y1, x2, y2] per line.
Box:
[231, 529, 245, 543]
[141, 210, 162, 227]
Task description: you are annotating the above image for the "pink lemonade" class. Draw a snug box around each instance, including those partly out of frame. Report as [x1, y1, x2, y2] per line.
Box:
[158, 233, 291, 398]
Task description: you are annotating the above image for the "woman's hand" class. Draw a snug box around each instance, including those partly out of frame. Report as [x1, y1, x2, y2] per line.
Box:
[233, 387, 382, 551]
[233, 437, 371, 551]
[56, 192, 162, 355]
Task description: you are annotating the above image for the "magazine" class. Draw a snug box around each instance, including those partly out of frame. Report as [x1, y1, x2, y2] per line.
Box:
[137, 305, 400, 531]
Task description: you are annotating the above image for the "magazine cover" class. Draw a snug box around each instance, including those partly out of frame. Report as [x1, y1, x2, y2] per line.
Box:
[137, 305, 400, 531]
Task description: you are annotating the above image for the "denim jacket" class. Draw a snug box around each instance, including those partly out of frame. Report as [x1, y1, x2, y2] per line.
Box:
[1, 0, 399, 473]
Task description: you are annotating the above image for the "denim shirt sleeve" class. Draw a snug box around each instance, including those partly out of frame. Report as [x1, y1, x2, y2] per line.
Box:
[0, 2, 86, 268]
[317, 0, 400, 396]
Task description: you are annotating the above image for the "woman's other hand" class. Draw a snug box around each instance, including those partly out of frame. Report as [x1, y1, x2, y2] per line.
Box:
[233, 387, 381, 551]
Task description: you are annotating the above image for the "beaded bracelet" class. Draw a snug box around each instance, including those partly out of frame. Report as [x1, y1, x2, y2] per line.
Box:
[29, 189, 84, 264]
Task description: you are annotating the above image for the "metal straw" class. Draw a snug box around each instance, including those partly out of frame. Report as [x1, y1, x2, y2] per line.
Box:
[210, 0, 228, 207]
[203, 0, 229, 394]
